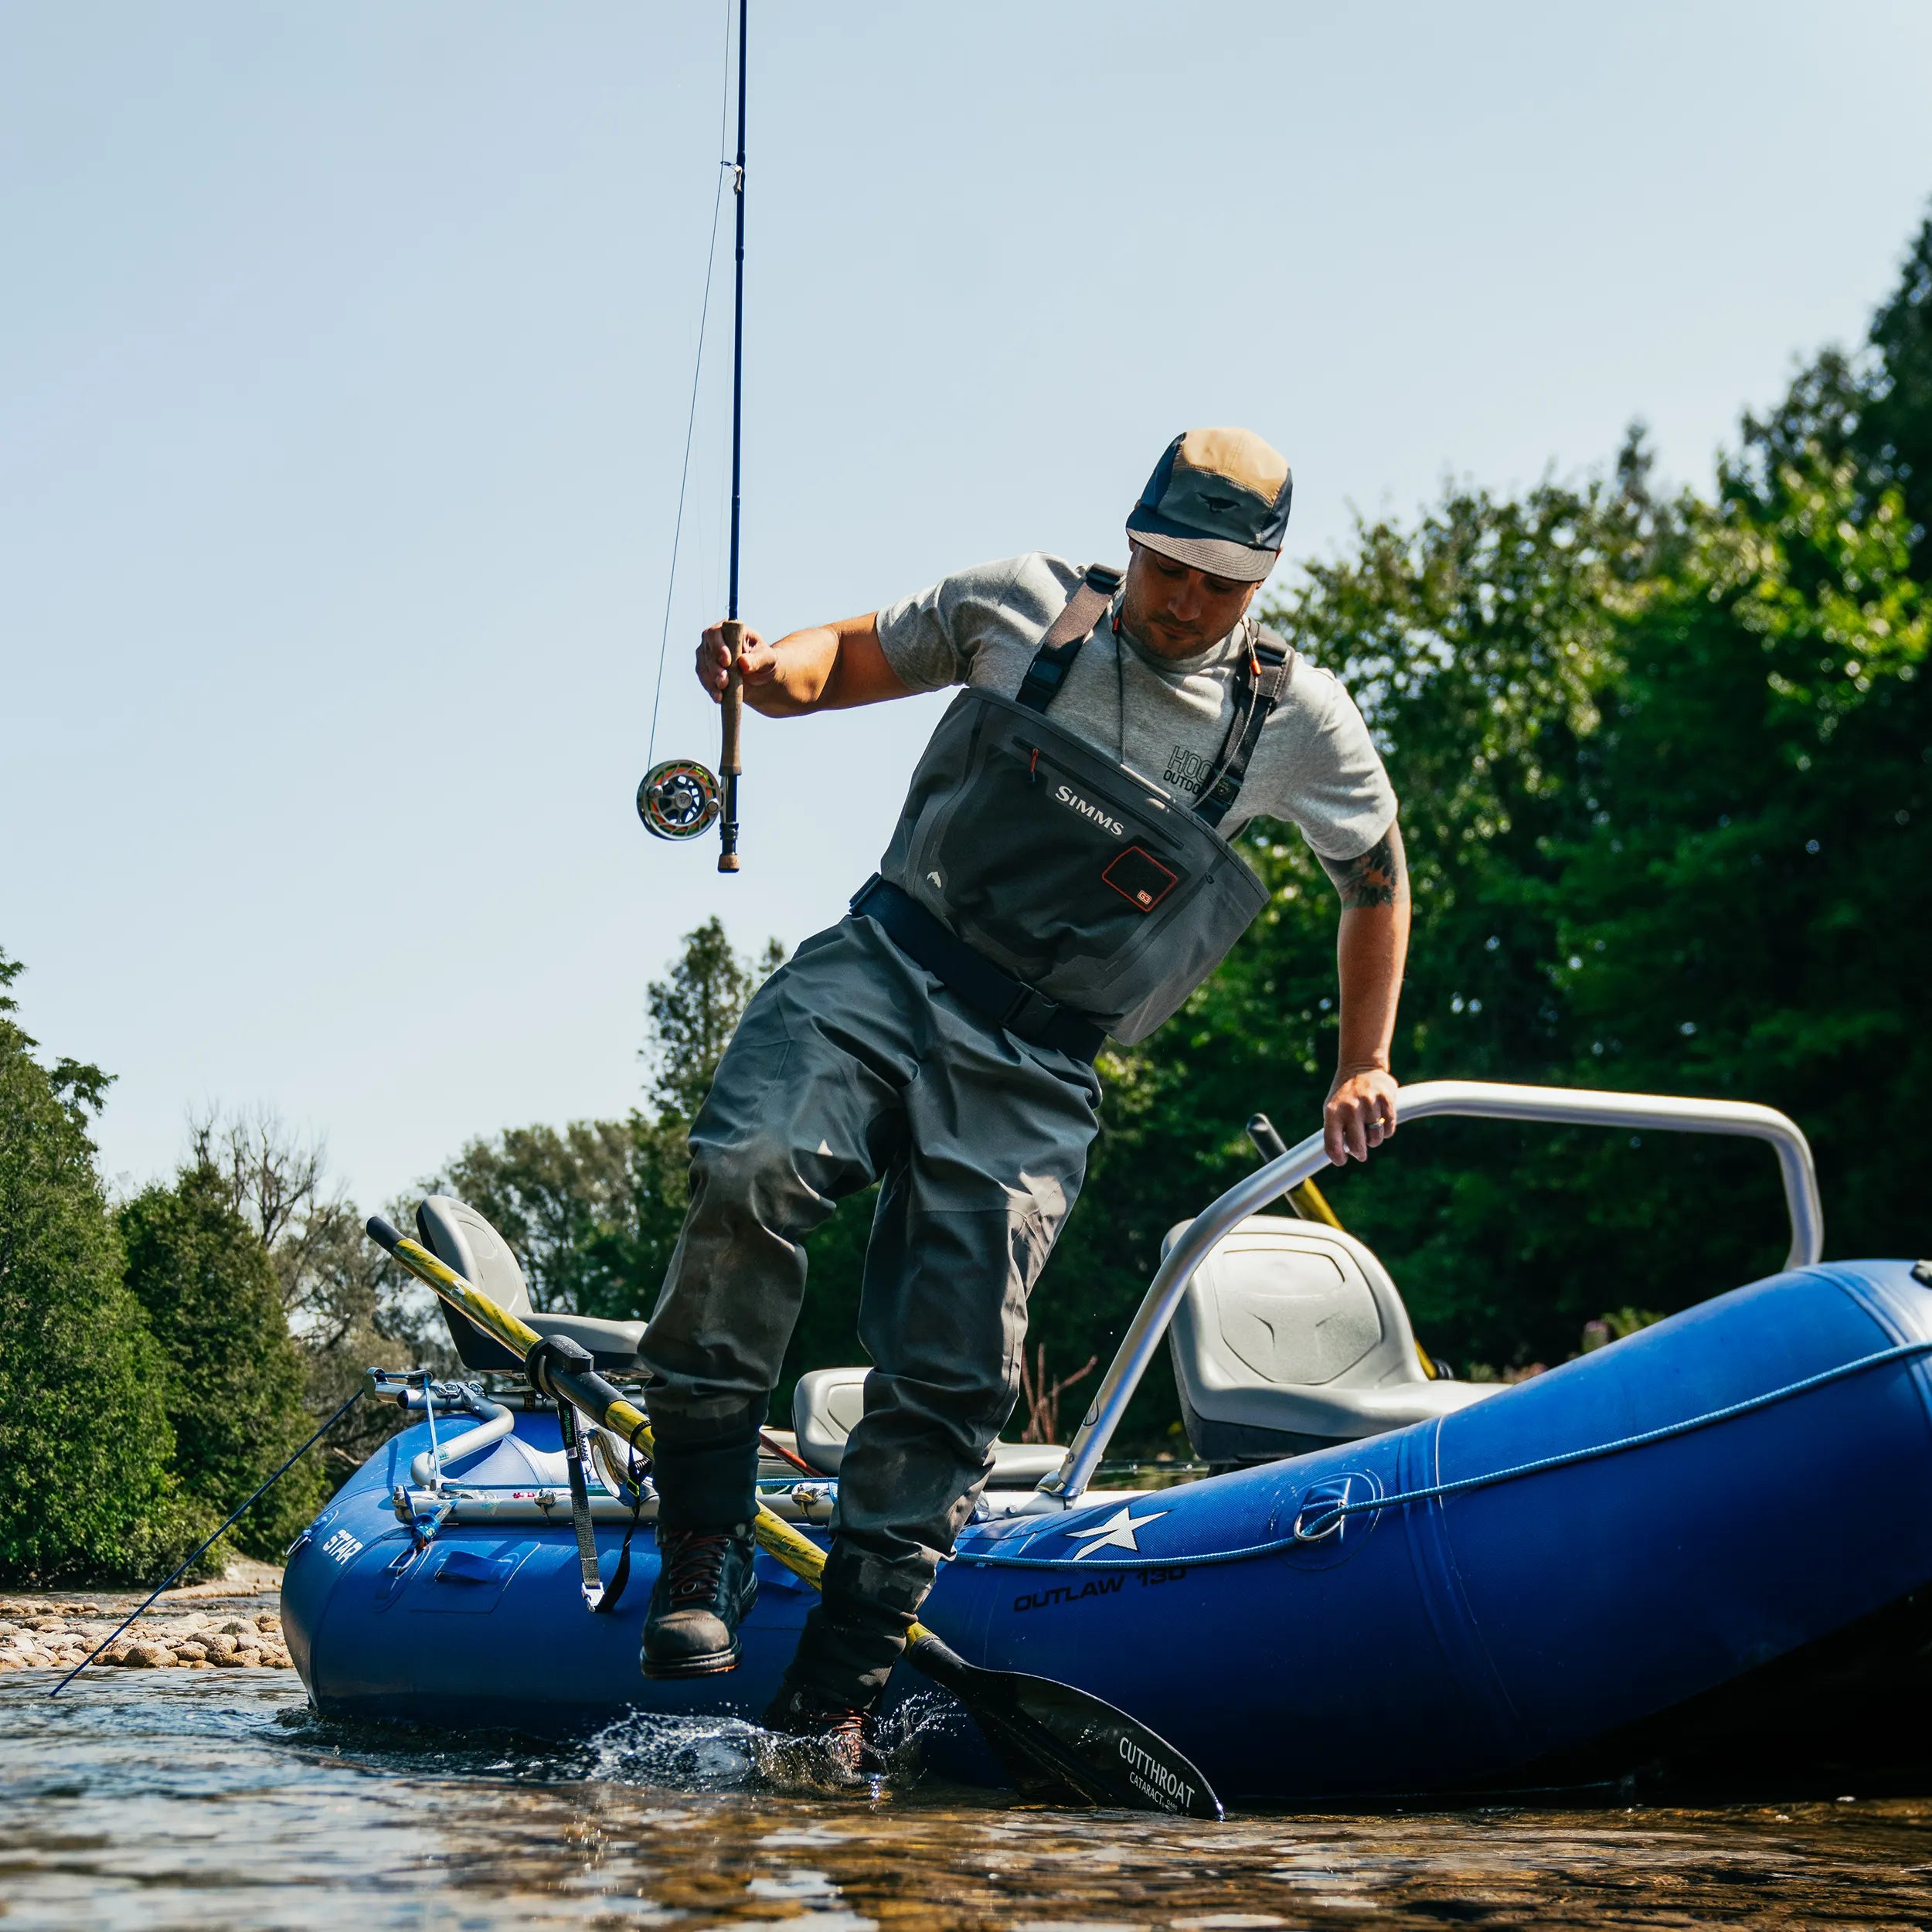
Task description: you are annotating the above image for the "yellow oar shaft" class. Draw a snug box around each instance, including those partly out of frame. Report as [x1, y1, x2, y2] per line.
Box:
[1287, 1177, 1342, 1228]
[383, 1230, 847, 1600]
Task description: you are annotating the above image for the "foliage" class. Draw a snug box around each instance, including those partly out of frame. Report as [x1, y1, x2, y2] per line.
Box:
[189, 1108, 428, 1474]
[425, 919, 799, 1329]
[0, 952, 207, 1586]
[644, 918, 785, 1124]
[119, 1161, 324, 1557]
[1028, 227, 1932, 1421]
[433, 1119, 645, 1316]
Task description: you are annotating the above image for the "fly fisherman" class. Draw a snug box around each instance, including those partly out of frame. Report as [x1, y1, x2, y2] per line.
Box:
[639, 428, 1410, 1772]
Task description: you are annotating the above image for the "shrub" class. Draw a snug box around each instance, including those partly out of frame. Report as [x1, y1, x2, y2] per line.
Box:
[0, 953, 203, 1585]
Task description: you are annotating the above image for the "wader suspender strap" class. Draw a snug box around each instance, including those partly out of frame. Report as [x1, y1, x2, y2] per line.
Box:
[1192, 630, 1291, 829]
[1015, 563, 1124, 713]
[1016, 566, 1291, 828]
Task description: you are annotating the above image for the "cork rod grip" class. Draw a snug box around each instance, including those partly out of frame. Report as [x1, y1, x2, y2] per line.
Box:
[717, 619, 743, 872]
[719, 621, 745, 777]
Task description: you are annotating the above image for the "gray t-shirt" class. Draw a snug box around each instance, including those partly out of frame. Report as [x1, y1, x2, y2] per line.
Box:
[876, 552, 1396, 859]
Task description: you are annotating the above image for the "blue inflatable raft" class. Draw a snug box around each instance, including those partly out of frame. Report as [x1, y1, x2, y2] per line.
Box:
[284, 1080, 1932, 1799]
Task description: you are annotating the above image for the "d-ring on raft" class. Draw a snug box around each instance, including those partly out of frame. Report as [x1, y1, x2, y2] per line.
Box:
[281, 1077, 1932, 1801]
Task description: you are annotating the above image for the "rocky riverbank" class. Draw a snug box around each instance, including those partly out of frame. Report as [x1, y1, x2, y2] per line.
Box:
[0, 1559, 289, 1675]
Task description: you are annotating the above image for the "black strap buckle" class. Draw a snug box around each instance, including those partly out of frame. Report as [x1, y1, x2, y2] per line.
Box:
[1002, 985, 1064, 1036]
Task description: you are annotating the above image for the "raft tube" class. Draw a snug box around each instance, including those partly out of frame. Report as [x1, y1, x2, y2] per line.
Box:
[284, 1258, 1932, 1799]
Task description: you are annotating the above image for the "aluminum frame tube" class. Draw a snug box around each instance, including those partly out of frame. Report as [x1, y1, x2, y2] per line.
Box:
[1041, 1079, 1823, 1505]
[407, 1394, 515, 1489]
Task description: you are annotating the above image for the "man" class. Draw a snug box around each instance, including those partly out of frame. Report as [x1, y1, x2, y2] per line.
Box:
[638, 427, 1409, 1772]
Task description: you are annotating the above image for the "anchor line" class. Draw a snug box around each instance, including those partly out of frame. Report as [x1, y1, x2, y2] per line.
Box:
[48, 1387, 366, 1695]
[957, 1338, 1932, 1573]
[645, 0, 739, 771]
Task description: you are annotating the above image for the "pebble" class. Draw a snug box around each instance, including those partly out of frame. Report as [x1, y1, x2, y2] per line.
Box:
[0, 1594, 291, 1674]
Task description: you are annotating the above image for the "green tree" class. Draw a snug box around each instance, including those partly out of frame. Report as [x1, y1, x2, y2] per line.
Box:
[0, 951, 199, 1584]
[1853, 208, 1932, 577]
[423, 920, 802, 1335]
[643, 918, 786, 1124]
[434, 1118, 644, 1315]
[1553, 448, 1928, 1282]
[120, 1162, 322, 1557]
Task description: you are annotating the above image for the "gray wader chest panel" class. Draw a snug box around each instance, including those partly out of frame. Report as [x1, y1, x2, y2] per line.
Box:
[880, 685, 1270, 1044]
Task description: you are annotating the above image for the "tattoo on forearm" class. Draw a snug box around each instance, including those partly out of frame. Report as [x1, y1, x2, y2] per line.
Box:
[1321, 828, 1407, 910]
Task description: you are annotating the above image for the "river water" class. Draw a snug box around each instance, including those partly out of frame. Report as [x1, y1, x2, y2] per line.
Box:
[5, 1670, 1931, 1930]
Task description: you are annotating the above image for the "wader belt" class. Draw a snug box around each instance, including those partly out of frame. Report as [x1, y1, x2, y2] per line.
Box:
[851, 875, 1105, 1063]
[1015, 563, 1292, 829]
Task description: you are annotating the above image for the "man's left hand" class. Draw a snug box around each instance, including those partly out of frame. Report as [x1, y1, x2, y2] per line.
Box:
[1325, 1066, 1399, 1166]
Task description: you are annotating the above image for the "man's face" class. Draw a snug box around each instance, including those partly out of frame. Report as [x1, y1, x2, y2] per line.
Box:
[1119, 543, 1263, 659]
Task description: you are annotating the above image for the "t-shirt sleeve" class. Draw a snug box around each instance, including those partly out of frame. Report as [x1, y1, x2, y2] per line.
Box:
[1268, 672, 1399, 861]
[874, 555, 1040, 693]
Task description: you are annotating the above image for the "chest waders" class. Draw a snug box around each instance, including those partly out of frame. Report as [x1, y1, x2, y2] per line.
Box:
[859, 563, 1291, 1050]
[637, 568, 1289, 1714]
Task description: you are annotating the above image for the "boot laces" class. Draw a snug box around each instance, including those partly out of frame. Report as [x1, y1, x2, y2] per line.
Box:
[661, 1527, 737, 1605]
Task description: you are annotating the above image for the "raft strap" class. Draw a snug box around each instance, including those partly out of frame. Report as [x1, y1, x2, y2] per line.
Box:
[529, 1335, 610, 1611]
[595, 1442, 649, 1617]
[852, 875, 1106, 1062]
[959, 1337, 1932, 1571]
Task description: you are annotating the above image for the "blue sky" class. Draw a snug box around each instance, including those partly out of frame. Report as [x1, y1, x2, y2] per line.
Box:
[6, 2, 1932, 1208]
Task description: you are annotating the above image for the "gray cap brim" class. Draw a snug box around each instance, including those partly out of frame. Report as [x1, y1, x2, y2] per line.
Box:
[1126, 523, 1280, 584]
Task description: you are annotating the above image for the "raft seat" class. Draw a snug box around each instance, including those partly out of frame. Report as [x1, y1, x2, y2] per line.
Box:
[792, 1367, 1067, 1484]
[1165, 1214, 1495, 1465]
[417, 1196, 647, 1375]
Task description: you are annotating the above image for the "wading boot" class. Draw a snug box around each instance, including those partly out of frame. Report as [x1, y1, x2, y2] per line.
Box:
[640, 1523, 758, 1679]
[760, 1678, 886, 1784]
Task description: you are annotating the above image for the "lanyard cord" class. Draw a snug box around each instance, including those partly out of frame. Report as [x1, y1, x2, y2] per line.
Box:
[1109, 607, 1257, 811]
[1113, 618, 1127, 767]
[645, 2, 738, 770]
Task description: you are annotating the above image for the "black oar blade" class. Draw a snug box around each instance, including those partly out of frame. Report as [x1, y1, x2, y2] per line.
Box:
[907, 1633, 1222, 1820]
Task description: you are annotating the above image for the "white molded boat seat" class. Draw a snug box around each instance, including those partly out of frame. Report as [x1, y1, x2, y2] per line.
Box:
[417, 1196, 647, 1375]
[792, 1366, 1066, 1482]
[1164, 1214, 1495, 1463]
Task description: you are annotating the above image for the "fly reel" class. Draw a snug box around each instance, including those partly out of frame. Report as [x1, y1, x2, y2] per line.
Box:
[637, 759, 721, 842]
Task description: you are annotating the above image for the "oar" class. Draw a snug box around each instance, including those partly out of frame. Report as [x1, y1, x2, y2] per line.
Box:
[1246, 1111, 1343, 1227]
[366, 1216, 1222, 1818]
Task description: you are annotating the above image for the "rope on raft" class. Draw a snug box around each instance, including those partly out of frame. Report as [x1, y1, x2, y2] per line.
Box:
[958, 1337, 1932, 1572]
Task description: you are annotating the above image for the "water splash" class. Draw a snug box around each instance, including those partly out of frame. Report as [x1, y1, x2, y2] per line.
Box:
[582, 1709, 764, 1790]
[580, 1689, 965, 1798]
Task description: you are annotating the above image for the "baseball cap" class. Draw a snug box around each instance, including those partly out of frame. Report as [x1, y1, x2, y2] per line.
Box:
[1125, 427, 1292, 583]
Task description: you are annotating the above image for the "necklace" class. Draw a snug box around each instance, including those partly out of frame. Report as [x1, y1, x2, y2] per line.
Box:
[1112, 617, 1128, 767]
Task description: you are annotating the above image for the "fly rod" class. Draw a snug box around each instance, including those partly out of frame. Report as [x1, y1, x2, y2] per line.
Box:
[716, 0, 748, 873]
[638, 0, 750, 872]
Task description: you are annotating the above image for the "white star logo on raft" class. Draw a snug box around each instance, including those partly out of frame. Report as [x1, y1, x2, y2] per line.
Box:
[1064, 1505, 1169, 1559]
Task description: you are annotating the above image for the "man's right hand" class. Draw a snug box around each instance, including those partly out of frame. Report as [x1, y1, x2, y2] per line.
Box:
[692, 612, 905, 716]
[696, 621, 777, 702]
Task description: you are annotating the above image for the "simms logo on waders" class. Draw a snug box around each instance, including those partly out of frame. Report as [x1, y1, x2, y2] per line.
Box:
[1053, 784, 1127, 838]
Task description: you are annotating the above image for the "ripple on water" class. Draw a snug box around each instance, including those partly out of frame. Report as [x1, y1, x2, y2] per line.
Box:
[8, 1671, 1932, 1930]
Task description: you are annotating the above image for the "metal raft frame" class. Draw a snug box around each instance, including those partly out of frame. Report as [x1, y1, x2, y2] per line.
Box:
[1040, 1078, 1824, 1505]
